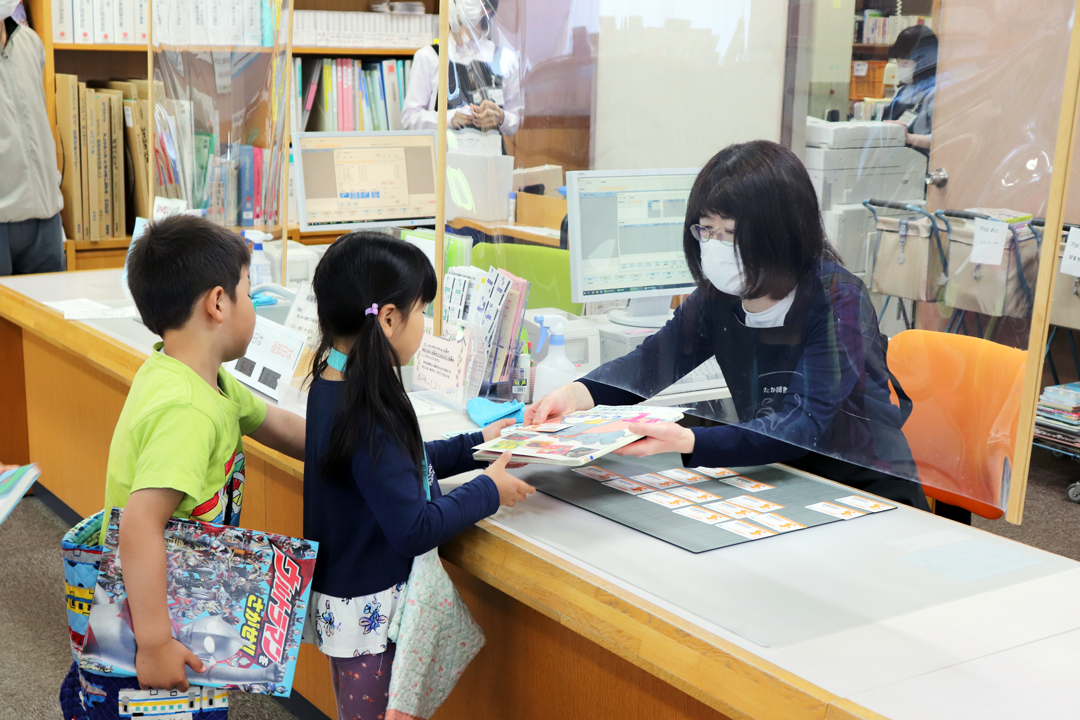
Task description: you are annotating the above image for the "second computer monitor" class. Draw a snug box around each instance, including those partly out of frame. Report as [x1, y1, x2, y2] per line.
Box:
[567, 168, 700, 327]
[294, 131, 438, 232]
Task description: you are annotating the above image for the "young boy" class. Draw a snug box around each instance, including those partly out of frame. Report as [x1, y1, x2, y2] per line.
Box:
[60, 216, 305, 719]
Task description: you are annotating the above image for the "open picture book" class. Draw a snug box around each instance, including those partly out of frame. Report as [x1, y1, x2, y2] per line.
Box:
[472, 406, 685, 467]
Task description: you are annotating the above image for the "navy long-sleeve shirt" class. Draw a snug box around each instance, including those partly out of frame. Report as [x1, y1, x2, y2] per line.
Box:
[303, 376, 499, 598]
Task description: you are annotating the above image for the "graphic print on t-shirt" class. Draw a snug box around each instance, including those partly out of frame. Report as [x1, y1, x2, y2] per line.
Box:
[191, 450, 247, 526]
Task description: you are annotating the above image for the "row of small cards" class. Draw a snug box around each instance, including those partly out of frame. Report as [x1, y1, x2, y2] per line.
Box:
[572, 465, 894, 540]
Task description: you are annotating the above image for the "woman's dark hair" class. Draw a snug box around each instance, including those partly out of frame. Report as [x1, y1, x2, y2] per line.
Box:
[683, 140, 839, 300]
[312, 232, 438, 484]
[890, 25, 938, 83]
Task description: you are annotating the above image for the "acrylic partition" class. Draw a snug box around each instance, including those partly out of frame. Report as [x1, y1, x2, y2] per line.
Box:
[149, 0, 293, 243]
[430, 0, 1080, 523]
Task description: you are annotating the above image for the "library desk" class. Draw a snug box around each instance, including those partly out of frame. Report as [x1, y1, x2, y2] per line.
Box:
[4, 269, 1080, 720]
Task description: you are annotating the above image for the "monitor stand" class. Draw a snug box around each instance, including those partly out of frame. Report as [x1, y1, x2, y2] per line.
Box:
[608, 296, 674, 329]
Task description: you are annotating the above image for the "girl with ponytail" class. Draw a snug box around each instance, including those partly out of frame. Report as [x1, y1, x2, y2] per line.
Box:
[302, 232, 534, 720]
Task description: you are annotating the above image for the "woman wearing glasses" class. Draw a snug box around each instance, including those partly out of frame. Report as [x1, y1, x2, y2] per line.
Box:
[526, 141, 925, 508]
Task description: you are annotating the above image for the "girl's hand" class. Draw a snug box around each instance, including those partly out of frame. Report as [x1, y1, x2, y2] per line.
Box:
[0, 464, 19, 473]
[486, 452, 535, 507]
[481, 418, 518, 443]
[613, 422, 695, 458]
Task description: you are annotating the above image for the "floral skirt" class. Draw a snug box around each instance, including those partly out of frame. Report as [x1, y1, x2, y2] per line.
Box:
[304, 582, 405, 658]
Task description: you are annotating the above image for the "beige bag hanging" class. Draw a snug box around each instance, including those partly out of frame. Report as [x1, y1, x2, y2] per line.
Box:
[942, 211, 1039, 319]
[1050, 237, 1080, 330]
[870, 214, 946, 302]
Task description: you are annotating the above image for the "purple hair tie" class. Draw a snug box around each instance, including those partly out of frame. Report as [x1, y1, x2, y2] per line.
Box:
[365, 303, 379, 317]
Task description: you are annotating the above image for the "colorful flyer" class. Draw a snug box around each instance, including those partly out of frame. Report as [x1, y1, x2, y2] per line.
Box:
[667, 486, 722, 504]
[716, 475, 775, 493]
[637, 491, 695, 509]
[703, 500, 758, 519]
[673, 506, 727, 524]
[602, 478, 653, 495]
[521, 423, 571, 433]
[835, 495, 894, 513]
[693, 467, 738, 478]
[572, 466, 623, 482]
[726, 495, 784, 513]
[806, 501, 865, 519]
[631, 473, 683, 489]
[657, 468, 703, 482]
[718, 520, 775, 539]
[751, 513, 805, 533]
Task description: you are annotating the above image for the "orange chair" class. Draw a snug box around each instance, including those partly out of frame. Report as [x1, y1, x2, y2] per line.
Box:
[887, 330, 1027, 520]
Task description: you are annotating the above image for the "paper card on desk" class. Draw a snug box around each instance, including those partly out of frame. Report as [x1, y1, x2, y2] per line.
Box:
[573, 466, 623, 481]
[971, 218, 1009, 265]
[693, 467, 738, 478]
[226, 316, 306, 401]
[835, 495, 894, 513]
[702, 500, 757, 519]
[751, 513, 805, 533]
[727, 495, 784, 513]
[718, 520, 775, 539]
[806, 501, 865, 519]
[716, 475, 774, 492]
[637, 491, 695, 509]
[44, 298, 139, 320]
[412, 331, 468, 404]
[408, 392, 455, 418]
[668, 486, 722, 504]
[631, 473, 682, 489]
[673, 506, 726, 525]
[657, 468, 701, 483]
[1061, 227, 1080, 276]
[601, 478, 652, 495]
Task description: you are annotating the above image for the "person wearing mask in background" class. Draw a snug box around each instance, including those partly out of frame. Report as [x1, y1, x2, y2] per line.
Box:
[0, 1, 65, 275]
[884, 25, 938, 157]
[401, 0, 522, 139]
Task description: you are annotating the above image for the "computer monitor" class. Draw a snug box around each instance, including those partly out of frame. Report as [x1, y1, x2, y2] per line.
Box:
[567, 168, 700, 327]
[294, 131, 437, 231]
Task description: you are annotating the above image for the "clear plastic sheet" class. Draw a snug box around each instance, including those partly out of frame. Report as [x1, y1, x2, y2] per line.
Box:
[433, 0, 1071, 517]
[151, 0, 292, 238]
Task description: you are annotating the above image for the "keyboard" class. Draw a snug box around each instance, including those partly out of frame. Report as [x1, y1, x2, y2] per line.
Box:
[655, 356, 727, 396]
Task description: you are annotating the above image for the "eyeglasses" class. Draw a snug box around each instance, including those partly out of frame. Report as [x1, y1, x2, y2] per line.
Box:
[690, 224, 734, 244]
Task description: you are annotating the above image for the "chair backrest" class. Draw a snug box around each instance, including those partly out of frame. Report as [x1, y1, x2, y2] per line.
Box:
[472, 242, 584, 315]
[887, 330, 1026, 519]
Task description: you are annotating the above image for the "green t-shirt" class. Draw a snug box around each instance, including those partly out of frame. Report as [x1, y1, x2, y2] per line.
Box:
[101, 343, 267, 544]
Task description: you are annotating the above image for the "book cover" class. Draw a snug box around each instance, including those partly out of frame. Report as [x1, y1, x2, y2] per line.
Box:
[53, 0, 74, 43]
[55, 74, 84, 242]
[81, 508, 318, 696]
[0, 464, 41, 530]
[74, 0, 93, 43]
[472, 406, 686, 467]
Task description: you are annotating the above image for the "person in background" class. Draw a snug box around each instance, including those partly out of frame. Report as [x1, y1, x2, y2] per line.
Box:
[401, 0, 522, 137]
[0, 0, 65, 275]
[884, 25, 938, 156]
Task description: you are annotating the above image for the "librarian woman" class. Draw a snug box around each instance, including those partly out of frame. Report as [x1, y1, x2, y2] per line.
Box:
[525, 141, 928, 510]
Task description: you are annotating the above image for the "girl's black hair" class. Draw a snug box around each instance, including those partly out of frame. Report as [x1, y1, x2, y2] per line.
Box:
[683, 140, 840, 300]
[890, 25, 938, 84]
[312, 232, 438, 484]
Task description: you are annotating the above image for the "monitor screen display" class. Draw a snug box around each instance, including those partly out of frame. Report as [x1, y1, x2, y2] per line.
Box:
[296, 132, 437, 229]
[570, 171, 699, 301]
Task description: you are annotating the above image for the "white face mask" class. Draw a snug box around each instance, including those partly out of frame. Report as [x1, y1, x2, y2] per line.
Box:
[0, 0, 21, 20]
[449, 0, 486, 34]
[896, 63, 915, 85]
[699, 240, 744, 296]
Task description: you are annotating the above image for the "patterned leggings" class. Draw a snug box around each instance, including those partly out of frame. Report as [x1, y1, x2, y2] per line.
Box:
[329, 643, 396, 720]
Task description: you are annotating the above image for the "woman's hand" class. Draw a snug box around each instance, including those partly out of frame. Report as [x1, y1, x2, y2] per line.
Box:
[470, 100, 504, 130]
[524, 382, 595, 425]
[613, 422, 695, 458]
[481, 417, 517, 443]
[450, 110, 474, 129]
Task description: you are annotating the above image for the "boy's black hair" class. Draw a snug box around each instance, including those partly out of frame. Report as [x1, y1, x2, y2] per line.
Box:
[127, 215, 251, 336]
[683, 140, 840, 300]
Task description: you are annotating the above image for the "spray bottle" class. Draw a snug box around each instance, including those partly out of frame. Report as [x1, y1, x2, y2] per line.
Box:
[242, 230, 274, 287]
[532, 315, 578, 400]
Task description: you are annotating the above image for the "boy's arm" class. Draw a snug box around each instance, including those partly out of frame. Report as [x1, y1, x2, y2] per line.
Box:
[119, 488, 207, 690]
[247, 405, 305, 460]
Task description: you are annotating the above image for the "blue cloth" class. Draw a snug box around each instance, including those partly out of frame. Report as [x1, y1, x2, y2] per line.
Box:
[303, 376, 500, 599]
[466, 397, 524, 427]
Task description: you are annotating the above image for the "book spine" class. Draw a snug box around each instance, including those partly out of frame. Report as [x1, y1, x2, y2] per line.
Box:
[260, 0, 273, 47]
[134, 0, 147, 43]
[98, 95, 112, 238]
[78, 83, 91, 237]
[114, 0, 134, 43]
[86, 92, 100, 240]
[53, 0, 74, 43]
[55, 74, 83, 241]
[239, 145, 255, 227]
[253, 146, 263, 226]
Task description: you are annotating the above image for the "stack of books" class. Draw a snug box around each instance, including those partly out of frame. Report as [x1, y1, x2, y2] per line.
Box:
[443, 265, 531, 384]
[292, 57, 412, 134]
[54, 74, 150, 242]
[291, 10, 437, 48]
[1034, 383, 1080, 454]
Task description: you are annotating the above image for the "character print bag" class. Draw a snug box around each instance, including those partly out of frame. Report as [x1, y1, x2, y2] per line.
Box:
[385, 453, 486, 720]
